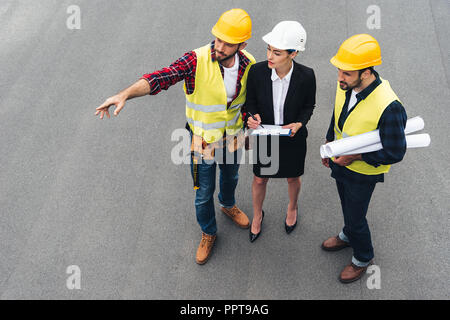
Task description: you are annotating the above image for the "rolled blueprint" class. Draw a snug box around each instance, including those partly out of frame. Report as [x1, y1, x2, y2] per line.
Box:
[321, 116, 425, 159]
[338, 133, 431, 156]
[404, 116, 425, 134]
[320, 145, 328, 159]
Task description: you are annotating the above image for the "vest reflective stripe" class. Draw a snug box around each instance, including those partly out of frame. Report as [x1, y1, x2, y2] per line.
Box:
[186, 112, 241, 131]
[227, 110, 242, 126]
[186, 117, 226, 130]
[186, 101, 226, 113]
[186, 107, 226, 125]
[186, 101, 243, 113]
[334, 123, 342, 136]
[228, 103, 244, 111]
[333, 78, 400, 175]
[184, 44, 255, 143]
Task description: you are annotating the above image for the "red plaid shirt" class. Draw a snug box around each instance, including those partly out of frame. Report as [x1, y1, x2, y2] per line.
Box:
[141, 41, 252, 109]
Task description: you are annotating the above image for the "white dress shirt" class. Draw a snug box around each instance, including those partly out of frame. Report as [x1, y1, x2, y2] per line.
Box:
[347, 89, 358, 112]
[271, 63, 294, 125]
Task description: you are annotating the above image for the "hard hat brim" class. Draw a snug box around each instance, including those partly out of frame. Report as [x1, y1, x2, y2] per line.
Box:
[262, 32, 305, 52]
[212, 25, 251, 44]
[330, 55, 382, 71]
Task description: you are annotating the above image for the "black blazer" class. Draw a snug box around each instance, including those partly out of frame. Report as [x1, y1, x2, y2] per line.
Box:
[244, 60, 316, 136]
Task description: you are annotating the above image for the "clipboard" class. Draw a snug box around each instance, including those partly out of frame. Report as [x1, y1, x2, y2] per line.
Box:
[250, 125, 291, 136]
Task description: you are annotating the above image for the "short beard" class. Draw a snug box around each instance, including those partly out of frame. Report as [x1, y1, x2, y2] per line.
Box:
[340, 77, 362, 91]
[216, 47, 240, 63]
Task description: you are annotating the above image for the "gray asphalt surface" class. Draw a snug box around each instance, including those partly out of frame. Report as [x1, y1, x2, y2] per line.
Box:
[0, 0, 449, 300]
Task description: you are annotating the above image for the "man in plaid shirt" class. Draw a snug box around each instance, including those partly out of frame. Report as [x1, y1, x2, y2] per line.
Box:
[96, 9, 255, 265]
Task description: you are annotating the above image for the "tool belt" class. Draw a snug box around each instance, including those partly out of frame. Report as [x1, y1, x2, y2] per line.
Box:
[190, 131, 245, 190]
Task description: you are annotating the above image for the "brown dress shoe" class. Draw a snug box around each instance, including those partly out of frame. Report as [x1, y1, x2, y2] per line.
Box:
[196, 232, 216, 265]
[221, 205, 250, 229]
[321, 235, 351, 251]
[339, 262, 371, 283]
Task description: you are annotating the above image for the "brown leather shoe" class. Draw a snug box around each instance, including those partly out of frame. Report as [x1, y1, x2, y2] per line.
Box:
[321, 235, 351, 251]
[339, 262, 371, 283]
[221, 205, 250, 229]
[196, 232, 216, 265]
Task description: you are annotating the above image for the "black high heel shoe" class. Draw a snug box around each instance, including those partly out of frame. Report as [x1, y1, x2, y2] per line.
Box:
[249, 210, 265, 243]
[285, 206, 298, 234]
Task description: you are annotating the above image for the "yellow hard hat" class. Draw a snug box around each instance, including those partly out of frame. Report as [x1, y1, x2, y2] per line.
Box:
[212, 8, 252, 44]
[330, 34, 382, 71]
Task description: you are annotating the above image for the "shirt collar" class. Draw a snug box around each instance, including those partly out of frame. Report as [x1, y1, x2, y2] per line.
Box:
[271, 62, 294, 82]
[355, 70, 382, 100]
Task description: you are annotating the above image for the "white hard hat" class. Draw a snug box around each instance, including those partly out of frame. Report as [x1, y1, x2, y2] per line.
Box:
[262, 21, 307, 52]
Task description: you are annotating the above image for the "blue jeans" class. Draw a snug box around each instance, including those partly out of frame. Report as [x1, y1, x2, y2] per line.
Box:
[335, 179, 376, 266]
[190, 149, 240, 236]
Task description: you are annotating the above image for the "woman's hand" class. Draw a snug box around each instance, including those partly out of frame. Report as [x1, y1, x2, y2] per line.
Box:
[282, 122, 302, 137]
[247, 113, 262, 129]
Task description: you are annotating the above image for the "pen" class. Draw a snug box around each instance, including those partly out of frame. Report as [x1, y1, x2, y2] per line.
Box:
[247, 112, 264, 128]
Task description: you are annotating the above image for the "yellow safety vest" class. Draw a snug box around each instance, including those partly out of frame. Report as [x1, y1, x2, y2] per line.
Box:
[333, 78, 400, 175]
[184, 44, 255, 144]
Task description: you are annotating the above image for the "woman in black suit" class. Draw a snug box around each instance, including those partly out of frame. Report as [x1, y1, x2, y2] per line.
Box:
[245, 21, 316, 241]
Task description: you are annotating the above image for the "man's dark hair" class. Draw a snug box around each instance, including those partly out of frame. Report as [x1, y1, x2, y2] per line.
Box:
[358, 66, 374, 76]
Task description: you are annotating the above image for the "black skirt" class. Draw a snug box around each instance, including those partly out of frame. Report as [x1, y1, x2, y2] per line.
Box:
[253, 127, 307, 178]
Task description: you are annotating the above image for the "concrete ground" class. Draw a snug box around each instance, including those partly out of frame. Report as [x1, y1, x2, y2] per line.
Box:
[0, 0, 448, 299]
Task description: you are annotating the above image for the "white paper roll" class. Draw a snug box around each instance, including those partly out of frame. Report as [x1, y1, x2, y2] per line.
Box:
[338, 143, 382, 155]
[406, 133, 431, 148]
[404, 116, 425, 134]
[338, 134, 431, 156]
[320, 145, 328, 159]
[324, 130, 380, 158]
[320, 116, 425, 158]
